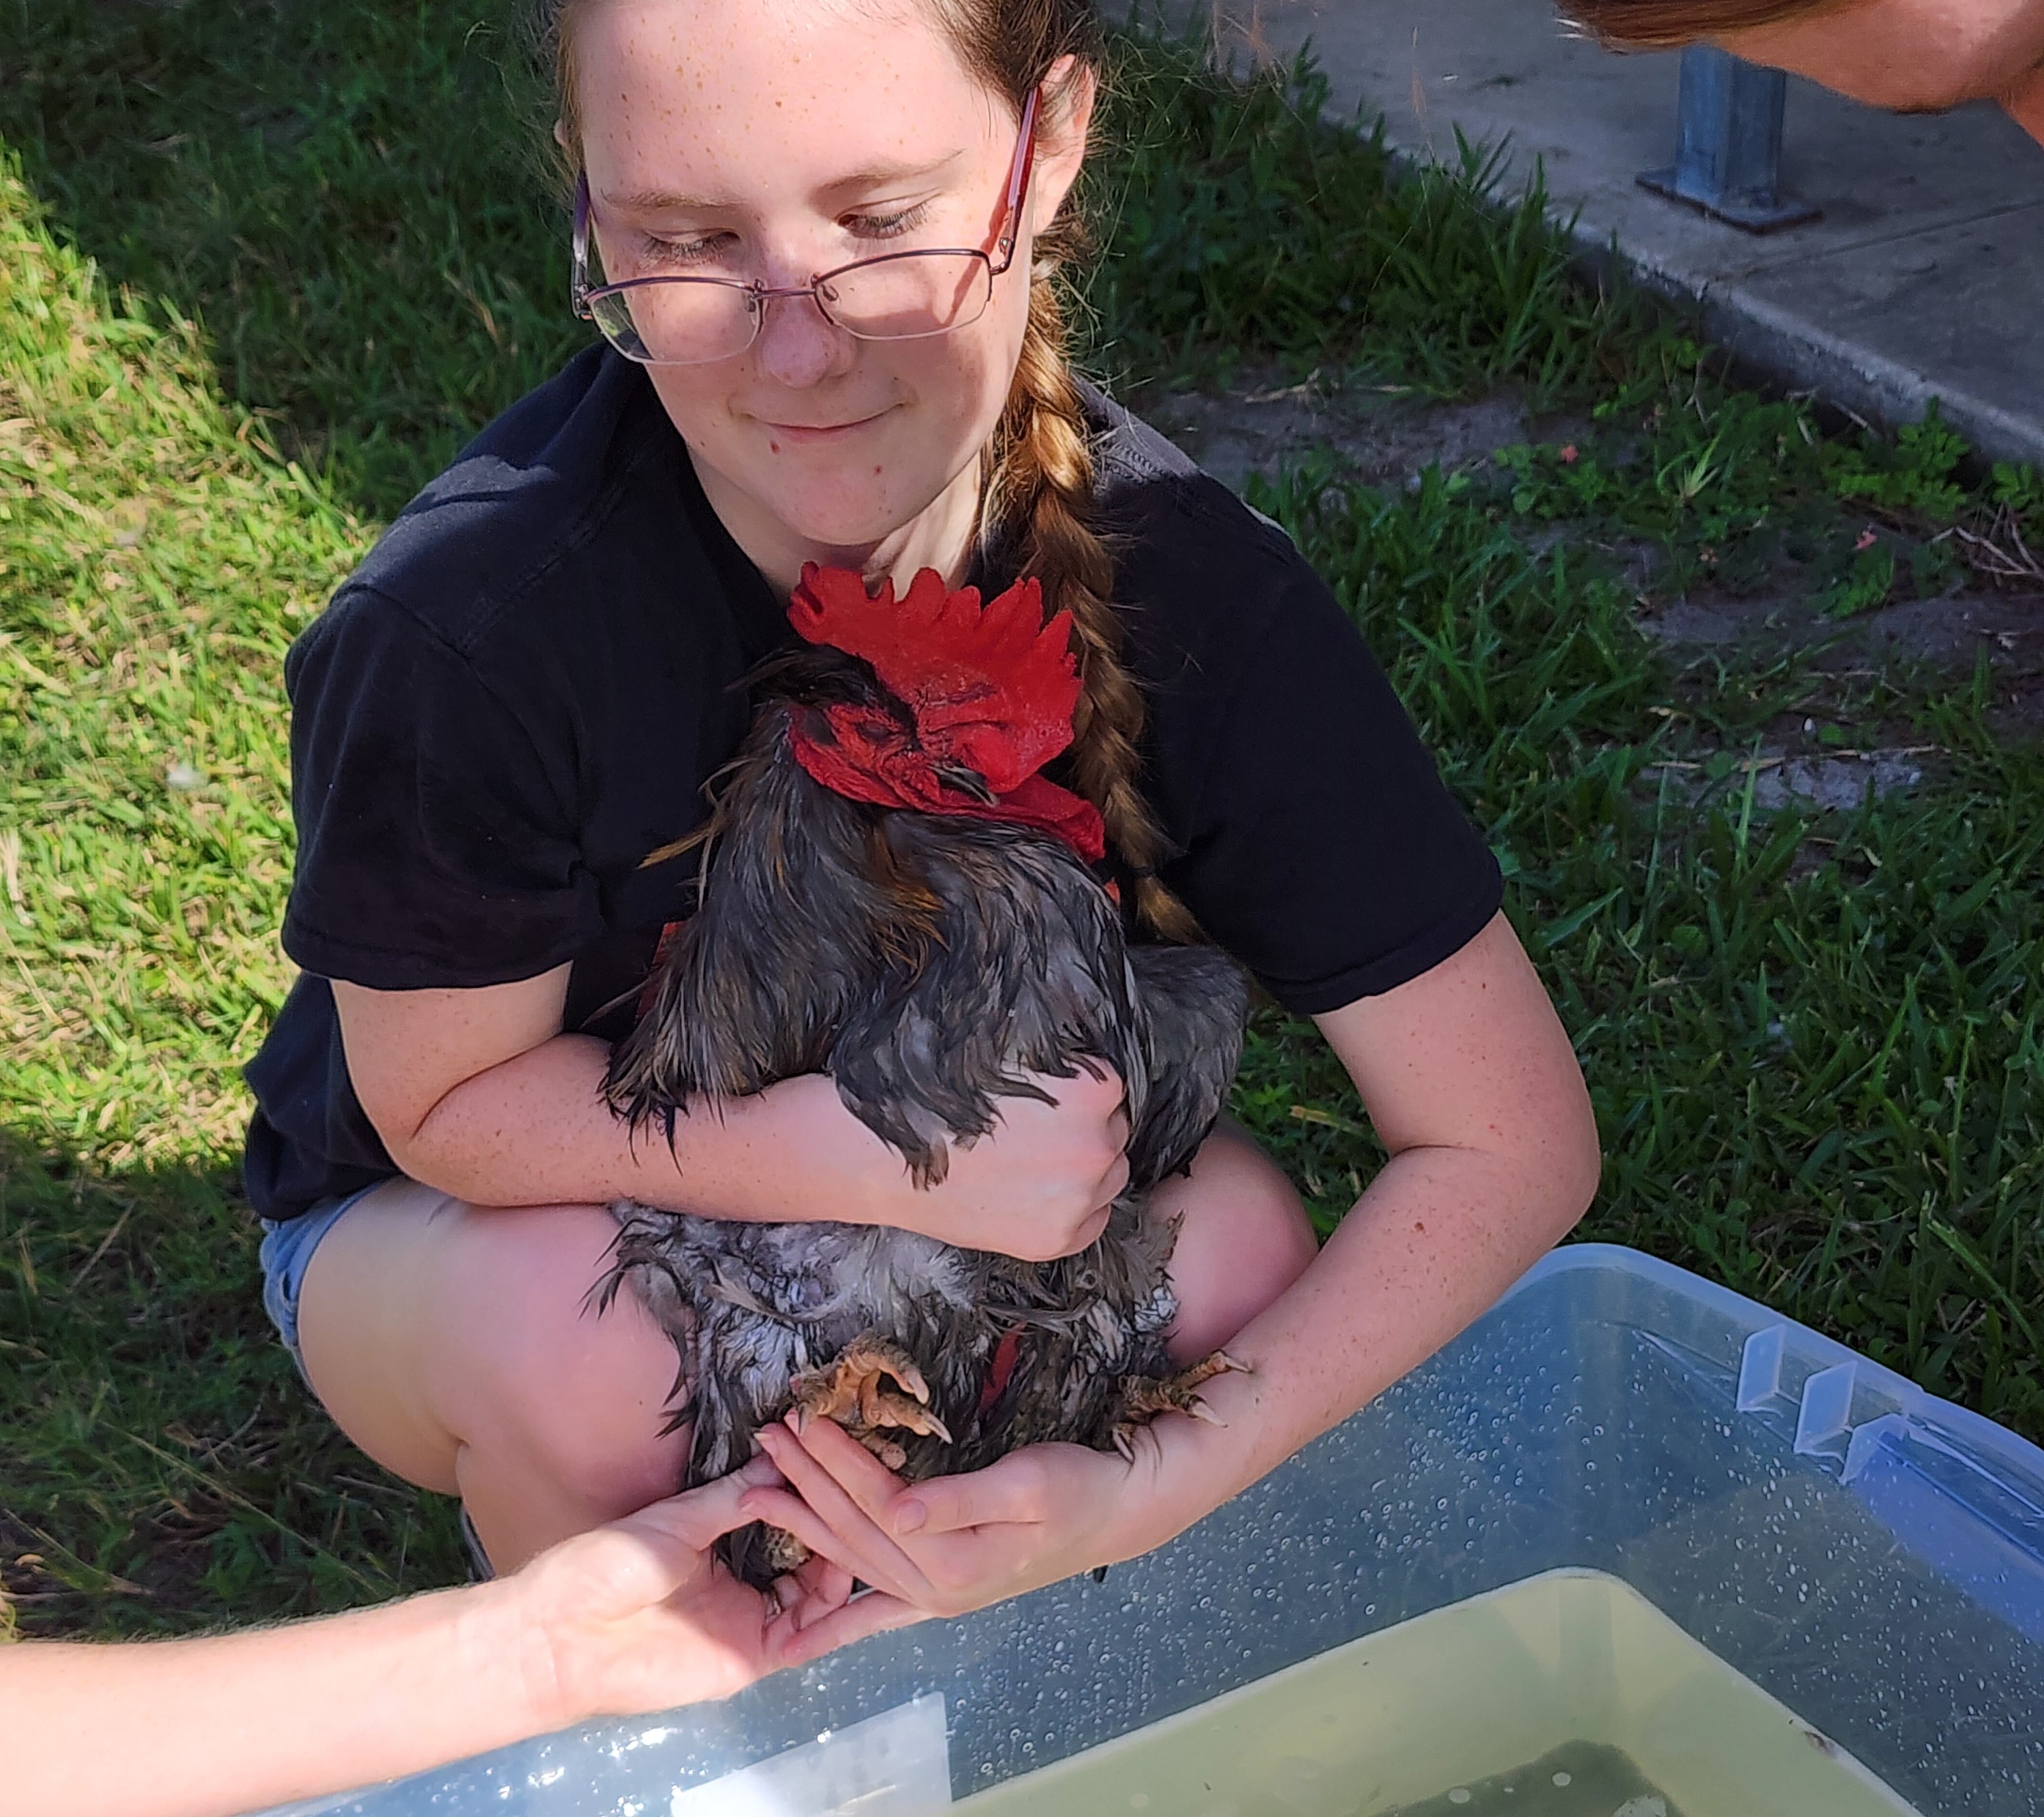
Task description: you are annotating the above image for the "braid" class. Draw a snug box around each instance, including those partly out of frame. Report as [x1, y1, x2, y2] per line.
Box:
[991, 279, 1201, 944]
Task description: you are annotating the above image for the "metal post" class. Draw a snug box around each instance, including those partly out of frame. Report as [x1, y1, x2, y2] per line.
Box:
[1638, 46, 1820, 233]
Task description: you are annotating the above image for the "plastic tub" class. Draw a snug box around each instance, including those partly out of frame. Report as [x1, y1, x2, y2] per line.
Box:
[277, 1244, 2044, 1816]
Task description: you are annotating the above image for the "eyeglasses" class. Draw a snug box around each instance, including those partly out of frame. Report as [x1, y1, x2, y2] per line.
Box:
[572, 89, 1040, 367]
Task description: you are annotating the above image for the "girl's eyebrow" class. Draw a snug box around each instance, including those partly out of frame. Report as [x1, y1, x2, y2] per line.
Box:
[821, 149, 970, 193]
[601, 151, 970, 217]
[601, 186, 730, 214]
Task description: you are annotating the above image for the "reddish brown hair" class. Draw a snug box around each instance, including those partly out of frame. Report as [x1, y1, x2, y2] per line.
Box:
[1564, 0, 1838, 49]
[533, 0, 1198, 940]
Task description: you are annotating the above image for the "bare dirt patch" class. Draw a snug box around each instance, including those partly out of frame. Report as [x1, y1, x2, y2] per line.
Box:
[1132, 369, 1536, 493]
[1641, 586, 2044, 742]
[1139, 370, 2044, 743]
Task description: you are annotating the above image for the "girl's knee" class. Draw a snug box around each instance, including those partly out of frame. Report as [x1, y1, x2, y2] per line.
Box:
[1158, 1125, 1319, 1362]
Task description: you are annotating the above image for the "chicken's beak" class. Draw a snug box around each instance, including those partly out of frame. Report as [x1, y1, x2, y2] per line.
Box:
[933, 763, 997, 805]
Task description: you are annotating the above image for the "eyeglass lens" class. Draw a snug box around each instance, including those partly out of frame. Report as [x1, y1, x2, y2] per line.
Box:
[586, 253, 995, 366]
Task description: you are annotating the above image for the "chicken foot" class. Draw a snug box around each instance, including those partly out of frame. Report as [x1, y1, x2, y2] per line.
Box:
[752, 1335, 954, 1580]
[1113, 1350, 1249, 1458]
[788, 1332, 954, 1472]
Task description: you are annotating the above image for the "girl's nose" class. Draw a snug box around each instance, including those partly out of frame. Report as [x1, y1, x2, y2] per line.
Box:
[751, 287, 854, 390]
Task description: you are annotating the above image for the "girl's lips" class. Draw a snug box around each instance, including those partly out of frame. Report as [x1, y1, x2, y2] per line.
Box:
[760, 410, 889, 445]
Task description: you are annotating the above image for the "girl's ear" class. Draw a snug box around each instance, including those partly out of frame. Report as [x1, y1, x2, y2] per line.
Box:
[553, 117, 574, 152]
[1027, 54, 1098, 238]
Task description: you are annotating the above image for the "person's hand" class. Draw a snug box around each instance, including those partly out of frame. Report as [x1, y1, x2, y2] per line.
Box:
[852, 1063, 1132, 1262]
[741, 1416, 1158, 1619]
[501, 1454, 923, 1727]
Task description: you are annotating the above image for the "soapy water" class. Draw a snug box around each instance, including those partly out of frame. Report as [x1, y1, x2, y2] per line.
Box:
[951, 1569, 1920, 1817]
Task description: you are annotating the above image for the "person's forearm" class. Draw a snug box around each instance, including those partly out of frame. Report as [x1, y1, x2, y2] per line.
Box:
[1, 1581, 548, 1817]
[1111, 1143, 1592, 1552]
[395, 1032, 887, 1222]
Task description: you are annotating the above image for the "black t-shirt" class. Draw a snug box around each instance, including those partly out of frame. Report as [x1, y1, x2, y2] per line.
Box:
[242, 346, 1502, 1222]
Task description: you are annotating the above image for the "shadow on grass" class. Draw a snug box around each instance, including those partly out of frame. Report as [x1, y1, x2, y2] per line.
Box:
[0, 1124, 463, 1640]
[0, 0, 583, 520]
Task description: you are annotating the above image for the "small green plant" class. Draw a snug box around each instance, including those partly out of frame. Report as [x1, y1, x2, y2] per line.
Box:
[1989, 460, 2044, 521]
[1823, 541, 1900, 617]
[1824, 404, 1970, 525]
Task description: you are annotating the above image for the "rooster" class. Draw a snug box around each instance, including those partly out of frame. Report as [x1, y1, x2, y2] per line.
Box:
[600, 565, 1251, 1589]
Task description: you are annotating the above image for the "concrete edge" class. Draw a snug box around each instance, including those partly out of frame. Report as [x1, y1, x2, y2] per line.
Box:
[1577, 224, 2044, 472]
[1138, 10, 2044, 473]
[1310, 91, 2044, 474]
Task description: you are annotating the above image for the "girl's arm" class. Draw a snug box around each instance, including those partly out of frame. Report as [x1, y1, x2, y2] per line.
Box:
[333, 968, 1129, 1261]
[736, 912, 1600, 1613]
[0, 1462, 915, 1817]
[1108, 907, 1600, 1527]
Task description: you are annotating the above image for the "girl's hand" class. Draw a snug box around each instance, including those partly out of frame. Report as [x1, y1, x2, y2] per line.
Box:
[506, 1454, 922, 1726]
[792, 1065, 1130, 1263]
[742, 1416, 1159, 1619]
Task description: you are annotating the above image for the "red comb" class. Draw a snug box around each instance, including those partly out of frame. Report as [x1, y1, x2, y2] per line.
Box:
[789, 565, 1083, 793]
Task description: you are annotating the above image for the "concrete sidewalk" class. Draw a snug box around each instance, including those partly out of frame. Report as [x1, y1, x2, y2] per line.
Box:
[1198, 0, 2044, 469]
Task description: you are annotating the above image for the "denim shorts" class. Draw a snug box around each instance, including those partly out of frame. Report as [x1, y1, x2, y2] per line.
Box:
[257, 1180, 390, 1377]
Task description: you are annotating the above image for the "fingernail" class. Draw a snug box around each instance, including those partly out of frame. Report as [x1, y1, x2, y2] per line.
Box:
[895, 1501, 927, 1534]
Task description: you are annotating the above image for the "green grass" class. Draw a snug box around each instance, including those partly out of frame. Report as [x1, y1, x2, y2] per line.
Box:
[3, 4, 2041, 1641]
[0, 151, 461, 1634]
[1233, 459, 2044, 1429]
[1089, 44, 1645, 401]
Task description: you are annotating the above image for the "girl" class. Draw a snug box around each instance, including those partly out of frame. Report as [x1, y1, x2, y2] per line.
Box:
[245, 0, 1600, 1606]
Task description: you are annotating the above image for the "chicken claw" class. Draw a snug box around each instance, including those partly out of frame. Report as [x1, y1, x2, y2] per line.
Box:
[752, 1335, 950, 1574]
[788, 1332, 954, 1446]
[1113, 1350, 1250, 1456]
[759, 1525, 814, 1577]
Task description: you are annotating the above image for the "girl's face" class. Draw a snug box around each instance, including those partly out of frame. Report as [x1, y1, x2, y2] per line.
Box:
[570, 0, 1090, 578]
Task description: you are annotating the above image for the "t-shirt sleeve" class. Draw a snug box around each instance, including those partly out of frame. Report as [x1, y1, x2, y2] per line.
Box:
[280, 587, 603, 989]
[1162, 566, 1502, 1016]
